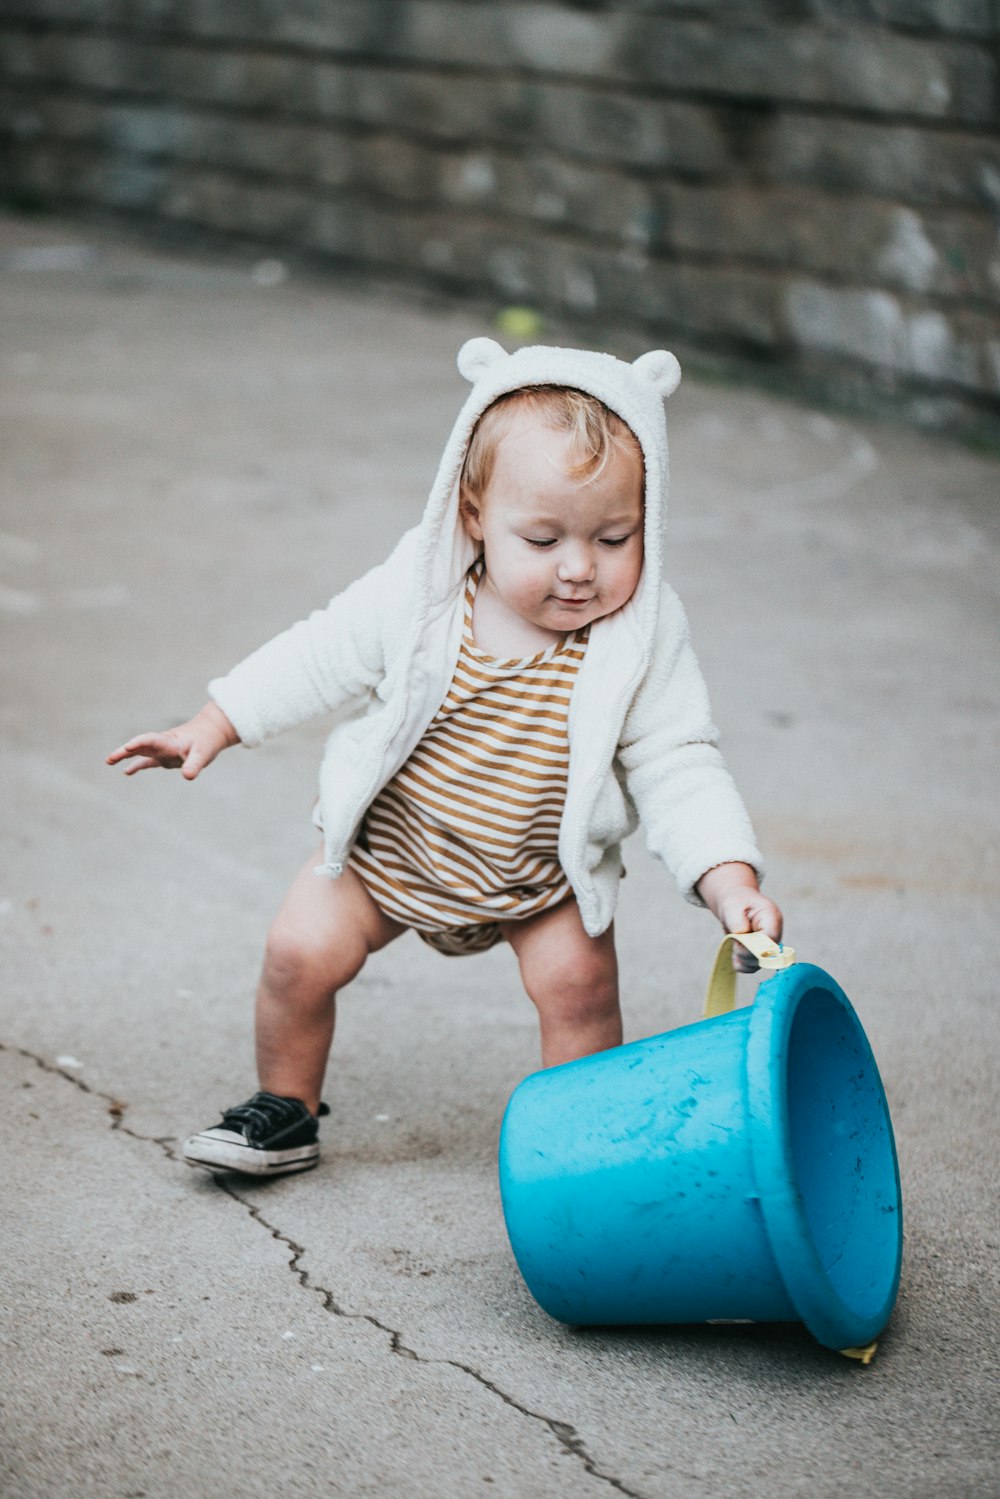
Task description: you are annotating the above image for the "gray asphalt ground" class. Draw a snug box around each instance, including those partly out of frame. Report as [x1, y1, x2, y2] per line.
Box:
[2, 211, 998, 1499]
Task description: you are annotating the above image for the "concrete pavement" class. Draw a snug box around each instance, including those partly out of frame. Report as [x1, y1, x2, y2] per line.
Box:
[1, 212, 998, 1498]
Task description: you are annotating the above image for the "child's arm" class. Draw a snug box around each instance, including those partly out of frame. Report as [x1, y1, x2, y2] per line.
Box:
[203, 527, 420, 748]
[106, 701, 240, 780]
[696, 862, 783, 973]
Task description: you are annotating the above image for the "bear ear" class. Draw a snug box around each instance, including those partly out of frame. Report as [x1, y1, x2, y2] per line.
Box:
[631, 349, 681, 397]
[457, 337, 509, 383]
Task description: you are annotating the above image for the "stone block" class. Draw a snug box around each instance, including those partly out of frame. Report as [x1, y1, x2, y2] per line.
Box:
[104, 103, 184, 158]
[186, 0, 277, 44]
[158, 162, 219, 223]
[621, 17, 996, 122]
[14, 141, 63, 199]
[233, 51, 315, 111]
[505, 5, 625, 77]
[307, 197, 365, 258]
[355, 200, 450, 277]
[312, 64, 729, 174]
[68, 36, 163, 96]
[356, 132, 439, 202]
[484, 236, 539, 300]
[316, 65, 522, 146]
[117, 0, 189, 30]
[390, 2, 517, 71]
[226, 3, 613, 79]
[160, 44, 250, 107]
[436, 142, 658, 244]
[536, 86, 729, 173]
[540, 239, 652, 321]
[268, 0, 399, 55]
[443, 213, 511, 286]
[658, 184, 1000, 303]
[33, 92, 104, 143]
[165, 111, 324, 184]
[765, 113, 1000, 209]
[194, 111, 247, 168]
[185, 0, 504, 63]
[0, 0, 112, 20]
[873, 204, 1000, 302]
[310, 127, 355, 191]
[235, 119, 318, 179]
[171, 109, 238, 168]
[315, 65, 452, 137]
[238, 179, 315, 236]
[98, 155, 169, 210]
[782, 277, 991, 390]
[437, 147, 504, 209]
[1, 85, 38, 144]
[0, 30, 40, 81]
[166, 165, 250, 231]
[672, 264, 785, 348]
[311, 61, 354, 121]
[806, 0, 998, 37]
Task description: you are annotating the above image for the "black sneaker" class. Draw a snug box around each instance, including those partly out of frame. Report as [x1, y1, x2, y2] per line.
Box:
[182, 1092, 330, 1176]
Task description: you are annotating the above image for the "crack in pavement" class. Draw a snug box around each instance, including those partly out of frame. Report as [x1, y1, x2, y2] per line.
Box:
[4, 1041, 179, 1157]
[219, 1178, 646, 1499]
[5, 1040, 645, 1499]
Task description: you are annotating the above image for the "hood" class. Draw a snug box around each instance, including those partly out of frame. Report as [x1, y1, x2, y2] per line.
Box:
[413, 338, 681, 647]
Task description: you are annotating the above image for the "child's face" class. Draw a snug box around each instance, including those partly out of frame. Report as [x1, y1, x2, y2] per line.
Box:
[463, 407, 644, 640]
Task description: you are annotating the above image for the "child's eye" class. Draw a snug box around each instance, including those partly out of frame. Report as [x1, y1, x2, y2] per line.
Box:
[524, 537, 557, 549]
[601, 535, 632, 548]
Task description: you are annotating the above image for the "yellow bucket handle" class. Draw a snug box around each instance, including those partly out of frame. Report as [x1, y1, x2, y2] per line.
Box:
[703, 931, 796, 1019]
[702, 930, 879, 1367]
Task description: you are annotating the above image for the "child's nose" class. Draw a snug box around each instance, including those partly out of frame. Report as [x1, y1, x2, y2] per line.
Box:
[558, 545, 595, 582]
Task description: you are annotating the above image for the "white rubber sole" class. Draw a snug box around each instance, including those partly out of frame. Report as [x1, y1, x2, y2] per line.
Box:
[182, 1127, 319, 1176]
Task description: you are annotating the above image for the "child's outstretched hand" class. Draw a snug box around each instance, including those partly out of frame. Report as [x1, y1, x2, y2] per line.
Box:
[695, 862, 784, 974]
[107, 701, 239, 780]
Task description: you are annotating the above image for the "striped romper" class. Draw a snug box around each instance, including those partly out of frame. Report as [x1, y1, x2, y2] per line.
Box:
[349, 560, 589, 955]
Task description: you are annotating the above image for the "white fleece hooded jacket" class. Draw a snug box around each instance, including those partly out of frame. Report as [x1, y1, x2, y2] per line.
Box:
[209, 338, 762, 938]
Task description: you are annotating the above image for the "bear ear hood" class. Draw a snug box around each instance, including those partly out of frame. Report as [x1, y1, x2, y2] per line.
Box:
[457, 336, 681, 403]
[416, 339, 681, 646]
[456, 336, 509, 383]
[629, 348, 682, 398]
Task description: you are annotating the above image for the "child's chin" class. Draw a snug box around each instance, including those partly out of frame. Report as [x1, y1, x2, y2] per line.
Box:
[550, 600, 598, 624]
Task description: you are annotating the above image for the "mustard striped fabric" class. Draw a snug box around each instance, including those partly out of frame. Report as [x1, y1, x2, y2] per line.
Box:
[350, 561, 588, 946]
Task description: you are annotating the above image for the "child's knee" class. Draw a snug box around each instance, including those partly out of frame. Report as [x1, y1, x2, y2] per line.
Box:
[524, 942, 618, 1023]
[262, 916, 364, 997]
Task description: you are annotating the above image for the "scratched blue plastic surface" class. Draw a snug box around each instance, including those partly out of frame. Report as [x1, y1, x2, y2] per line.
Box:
[498, 964, 902, 1349]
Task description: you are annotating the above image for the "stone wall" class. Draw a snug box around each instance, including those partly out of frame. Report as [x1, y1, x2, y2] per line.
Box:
[2, 1, 999, 441]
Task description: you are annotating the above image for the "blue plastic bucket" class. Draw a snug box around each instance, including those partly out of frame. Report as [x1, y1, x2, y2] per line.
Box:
[499, 963, 902, 1349]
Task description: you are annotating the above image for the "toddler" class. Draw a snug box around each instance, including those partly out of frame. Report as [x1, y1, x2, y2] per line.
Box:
[108, 338, 781, 1177]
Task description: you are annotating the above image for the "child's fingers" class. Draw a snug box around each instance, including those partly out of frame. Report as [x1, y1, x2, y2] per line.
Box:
[180, 745, 207, 780]
[723, 895, 783, 971]
[108, 738, 187, 773]
[749, 901, 783, 943]
[122, 755, 163, 775]
[108, 735, 165, 761]
[110, 733, 183, 766]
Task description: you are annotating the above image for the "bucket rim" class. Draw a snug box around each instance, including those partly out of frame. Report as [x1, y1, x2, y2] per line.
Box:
[745, 963, 903, 1349]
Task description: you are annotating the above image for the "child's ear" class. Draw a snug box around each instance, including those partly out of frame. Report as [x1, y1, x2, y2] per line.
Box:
[459, 490, 484, 541]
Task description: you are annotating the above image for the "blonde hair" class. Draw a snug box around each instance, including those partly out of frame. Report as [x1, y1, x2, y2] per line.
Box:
[460, 386, 641, 511]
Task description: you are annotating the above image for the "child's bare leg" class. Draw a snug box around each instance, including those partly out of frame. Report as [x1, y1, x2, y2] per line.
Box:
[505, 899, 622, 1068]
[255, 852, 403, 1114]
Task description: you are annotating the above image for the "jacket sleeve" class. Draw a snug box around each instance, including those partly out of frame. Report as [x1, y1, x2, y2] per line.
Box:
[617, 584, 763, 905]
[208, 529, 418, 747]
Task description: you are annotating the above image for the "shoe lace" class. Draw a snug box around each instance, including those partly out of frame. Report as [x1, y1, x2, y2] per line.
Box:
[221, 1092, 303, 1141]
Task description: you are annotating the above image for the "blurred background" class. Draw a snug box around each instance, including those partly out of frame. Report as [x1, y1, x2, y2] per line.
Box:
[1, 0, 998, 446]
